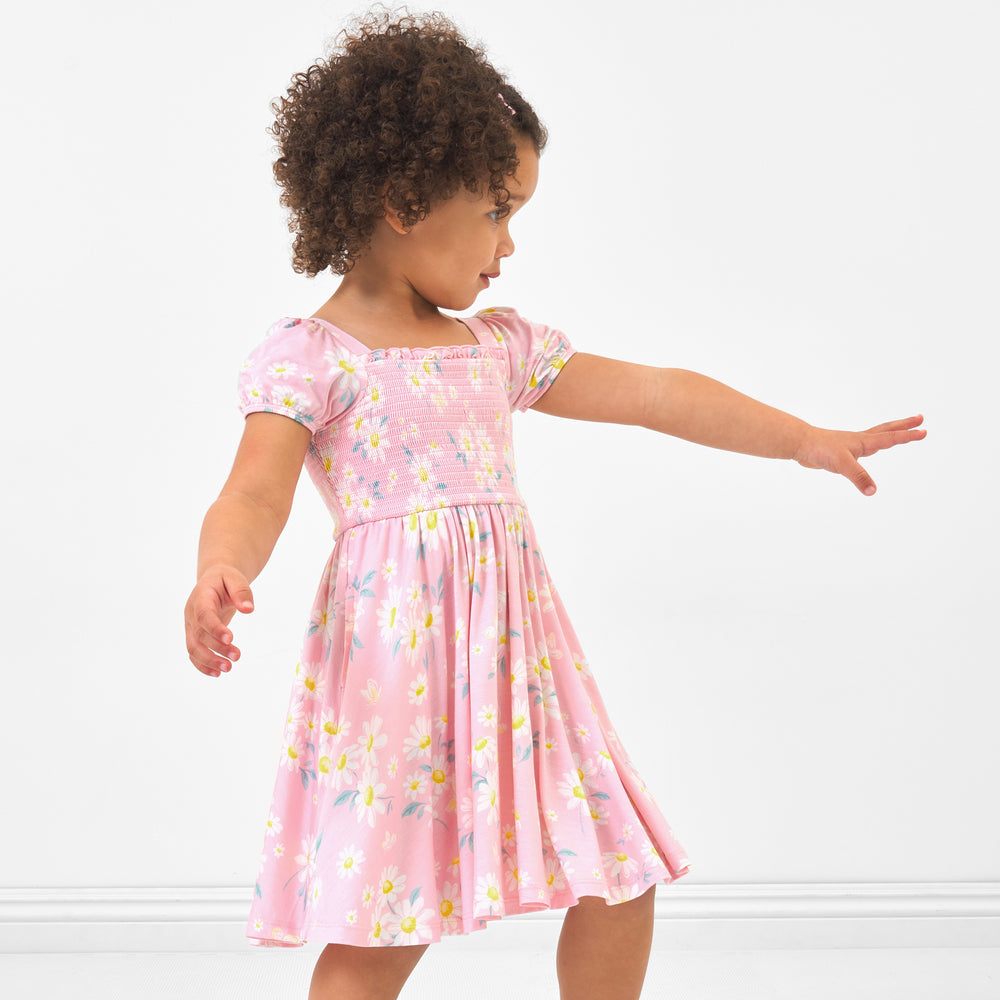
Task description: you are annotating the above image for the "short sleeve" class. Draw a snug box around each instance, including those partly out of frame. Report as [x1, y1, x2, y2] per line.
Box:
[237, 318, 363, 433]
[474, 306, 575, 412]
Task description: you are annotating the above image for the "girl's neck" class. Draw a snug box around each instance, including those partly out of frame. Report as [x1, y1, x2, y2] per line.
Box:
[310, 272, 478, 352]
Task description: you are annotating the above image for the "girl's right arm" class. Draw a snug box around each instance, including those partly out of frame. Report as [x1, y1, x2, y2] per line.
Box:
[185, 412, 312, 678]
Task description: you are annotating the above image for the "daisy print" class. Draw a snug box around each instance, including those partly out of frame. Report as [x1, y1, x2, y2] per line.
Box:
[557, 770, 591, 814]
[265, 359, 297, 379]
[505, 863, 531, 893]
[603, 849, 639, 880]
[376, 589, 403, 644]
[404, 770, 427, 801]
[336, 844, 365, 879]
[398, 613, 425, 666]
[380, 558, 398, 582]
[403, 717, 433, 760]
[477, 704, 498, 728]
[543, 857, 569, 893]
[438, 882, 463, 932]
[275, 387, 310, 414]
[387, 894, 433, 945]
[378, 866, 407, 907]
[407, 672, 428, 705]
[357, 717, 388, 767]
[587, 800, 610, 827]
[329, 742, 361, 792]
[295, 663, 325, 701]
[475, 874, 503, 914]
[355, 770, 389, 828]
[427, 755, 450, 799]
[319, 711, 349, 749]
[476, 780, 500, 825]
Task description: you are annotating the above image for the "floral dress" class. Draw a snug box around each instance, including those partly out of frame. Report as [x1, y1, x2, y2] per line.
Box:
[237, 307, 691, 948]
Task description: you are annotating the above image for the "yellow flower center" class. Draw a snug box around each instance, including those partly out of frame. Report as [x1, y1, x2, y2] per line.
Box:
[389, 607, 397, 627]
[474, 737, 488, 752]
[573, 785, 586, 799]
[546, 873, 555, 886]
[432, 768, 446, 784]
[382, 880, 393, 895]
[324, 721, 337, 735]
[287, 746, 298, 760]
[414, 683, 425, 697]
[440, 899, 454, 917]
[366, 734, 375, 752]
[336, 753, 347, 771]
[487, 886, 499, 901]
[370, 431, 379, 448]
[576, 768, 585, 781]
[372, 920, 381, 938]
[318, 756, 330, 774]
[426, 510, 437, 529]
[616, 852, 628, 863]
[400, 915, 417, 934]
[527, 590, 536, 602]
[419, 734, 431, 749]
[363, 785, 375, 807]
[419, 468, 429, 482]
[424, 612, 434, 628]
[512, 714, 525, 730]
[540, 655, 550, 671]
[344, 857, 354, 869]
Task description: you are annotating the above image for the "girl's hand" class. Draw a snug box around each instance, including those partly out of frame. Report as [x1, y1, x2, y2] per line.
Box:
[793, 415, 926, 495]
[184, 566, 255, 678]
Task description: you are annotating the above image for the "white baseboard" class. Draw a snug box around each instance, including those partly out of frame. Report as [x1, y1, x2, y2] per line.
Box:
[2, 883, 998, 953]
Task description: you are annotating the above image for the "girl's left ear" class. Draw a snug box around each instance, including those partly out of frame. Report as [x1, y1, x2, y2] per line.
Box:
[381, 183, 414, 236]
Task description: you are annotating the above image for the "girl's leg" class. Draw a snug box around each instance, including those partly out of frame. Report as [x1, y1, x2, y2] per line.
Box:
[555, 887, 656, 1000]
[307, 942, 428, 1000]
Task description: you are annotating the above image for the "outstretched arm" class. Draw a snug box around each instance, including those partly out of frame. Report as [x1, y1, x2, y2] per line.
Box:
[531, 353, 926, 495]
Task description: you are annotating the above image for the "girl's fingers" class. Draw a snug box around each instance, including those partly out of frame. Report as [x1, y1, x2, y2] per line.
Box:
[864, 414, 925, 434]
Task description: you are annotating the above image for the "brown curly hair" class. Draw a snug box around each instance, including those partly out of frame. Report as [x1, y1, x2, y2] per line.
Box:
[269, 8, 548, 277]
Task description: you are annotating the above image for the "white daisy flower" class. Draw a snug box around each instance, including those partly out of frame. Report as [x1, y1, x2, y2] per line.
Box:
[377, 865, 407, 906]
[337, 844, 365, 879]
[387, 894, 433, 945]
[407, 673, 429, 705]
[266, 360, 298, 379]
[603, 850, 639, 879]
[355, 771, 389, 828]
[403, 717, 433, 760]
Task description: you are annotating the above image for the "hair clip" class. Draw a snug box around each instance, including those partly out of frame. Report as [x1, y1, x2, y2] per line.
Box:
[498, 92, 516, 117]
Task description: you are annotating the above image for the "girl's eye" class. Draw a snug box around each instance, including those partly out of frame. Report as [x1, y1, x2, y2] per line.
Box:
[487, 209, 501, 223]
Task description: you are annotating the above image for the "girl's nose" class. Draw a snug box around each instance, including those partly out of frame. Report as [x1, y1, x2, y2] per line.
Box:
[498, 231, 515, 258]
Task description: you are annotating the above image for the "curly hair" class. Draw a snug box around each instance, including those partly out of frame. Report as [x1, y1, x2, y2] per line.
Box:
[269, 8, 548, 277]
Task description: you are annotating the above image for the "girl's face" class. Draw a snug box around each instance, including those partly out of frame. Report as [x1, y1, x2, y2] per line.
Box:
[391, 135, 539, 312]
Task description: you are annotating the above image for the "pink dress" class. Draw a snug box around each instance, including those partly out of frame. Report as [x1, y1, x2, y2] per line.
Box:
[237, 307, 691, 948]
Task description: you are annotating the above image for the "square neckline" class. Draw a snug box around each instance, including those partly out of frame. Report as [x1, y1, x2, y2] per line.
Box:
[306, 315, 493, 357]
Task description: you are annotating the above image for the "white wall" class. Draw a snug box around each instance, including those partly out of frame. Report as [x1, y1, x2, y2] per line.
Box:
[2, 0, 996, 898]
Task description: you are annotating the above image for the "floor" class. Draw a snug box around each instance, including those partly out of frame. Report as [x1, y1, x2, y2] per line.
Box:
[1, 948, 998, 999]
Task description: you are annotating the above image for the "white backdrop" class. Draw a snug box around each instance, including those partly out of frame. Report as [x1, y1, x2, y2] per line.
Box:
[2, 0, 996, 895]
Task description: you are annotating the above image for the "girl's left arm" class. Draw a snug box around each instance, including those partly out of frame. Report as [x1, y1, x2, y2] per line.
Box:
[531, 353, 926, 496]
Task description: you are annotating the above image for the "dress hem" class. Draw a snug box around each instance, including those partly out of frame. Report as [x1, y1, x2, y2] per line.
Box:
[246, 865, 692, 949]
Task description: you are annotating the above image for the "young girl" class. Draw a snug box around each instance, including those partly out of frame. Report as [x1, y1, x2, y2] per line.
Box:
[184, 11, 925, 1000]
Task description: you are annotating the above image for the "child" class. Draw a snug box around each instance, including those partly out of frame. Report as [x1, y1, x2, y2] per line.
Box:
[183, 11, 925, 999]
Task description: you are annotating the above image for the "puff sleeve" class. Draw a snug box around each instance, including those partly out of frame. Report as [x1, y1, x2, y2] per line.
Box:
[475, 307, 575, 412]
[237, 318, 363, 433]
